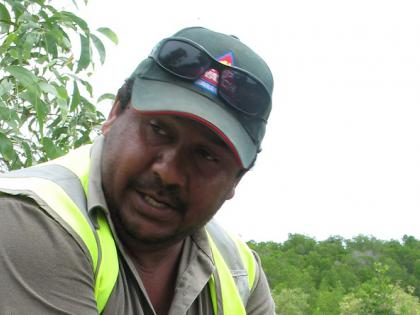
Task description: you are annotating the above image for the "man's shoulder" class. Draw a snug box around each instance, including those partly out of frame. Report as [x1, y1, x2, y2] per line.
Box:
[0, 194, 93, 278]
[0, 194, 92, 261]
[0, 195, 98, 313]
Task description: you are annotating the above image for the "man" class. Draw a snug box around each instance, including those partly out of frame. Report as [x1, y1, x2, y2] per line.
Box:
[0, 27, 275, 314]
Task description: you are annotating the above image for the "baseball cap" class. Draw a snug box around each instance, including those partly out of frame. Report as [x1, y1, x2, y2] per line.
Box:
[129, 26, 274, 169]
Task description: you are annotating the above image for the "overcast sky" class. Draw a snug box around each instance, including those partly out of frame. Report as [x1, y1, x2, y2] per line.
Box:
[69, 0, 420, 242]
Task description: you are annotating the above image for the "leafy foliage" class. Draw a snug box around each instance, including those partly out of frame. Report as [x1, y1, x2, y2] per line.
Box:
[274, 287, 310, 315]
[0, 0, 117, 171]
[249, 234, 420, 314]
[339, 263, 420, 315]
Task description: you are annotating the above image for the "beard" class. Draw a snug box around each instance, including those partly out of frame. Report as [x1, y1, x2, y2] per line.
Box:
[111, 202, 215, 250]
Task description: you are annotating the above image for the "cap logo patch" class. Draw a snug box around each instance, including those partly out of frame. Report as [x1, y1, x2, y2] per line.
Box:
[194, 52, 234, 95]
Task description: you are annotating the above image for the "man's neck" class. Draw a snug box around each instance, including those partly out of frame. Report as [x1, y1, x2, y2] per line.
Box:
[125, 237, 185, 270]
[115, 224, 185, 315]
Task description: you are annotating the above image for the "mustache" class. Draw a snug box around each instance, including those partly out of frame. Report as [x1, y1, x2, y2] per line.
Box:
[132, 172, 187, 213]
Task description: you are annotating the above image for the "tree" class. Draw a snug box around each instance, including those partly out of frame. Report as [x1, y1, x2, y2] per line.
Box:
[251, 235, 420, 314]
[0, 0, 117, 171]
[274, 287, 311, 315]
[313, 288, 344, 315]
[339, 263, 420, 315]
[391, 286, 420, 315]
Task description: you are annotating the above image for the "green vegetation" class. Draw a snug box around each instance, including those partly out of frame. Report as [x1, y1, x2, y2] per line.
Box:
[0, 0, 117, 171]
[249, 235, 420, 314]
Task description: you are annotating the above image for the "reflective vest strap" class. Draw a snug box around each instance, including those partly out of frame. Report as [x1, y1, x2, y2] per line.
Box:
[208, 274, 219, 315]
[45, 145, 92, 195]
[94, 211, 119, 312]
[207, 232, 247, 315]
[0, 177, 98, 270]
[228, 231, 257, 289]
[206, 220, 256, 303]
[45, 144, 118, 314]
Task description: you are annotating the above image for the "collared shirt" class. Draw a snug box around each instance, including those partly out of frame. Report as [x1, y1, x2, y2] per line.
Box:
[0, 137, 275, 314]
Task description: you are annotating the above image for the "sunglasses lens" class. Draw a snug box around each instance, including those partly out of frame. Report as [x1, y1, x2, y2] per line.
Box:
[155, 39, 270, 118]
[158, 40, 211, 79]
[219, 70, 269, 116]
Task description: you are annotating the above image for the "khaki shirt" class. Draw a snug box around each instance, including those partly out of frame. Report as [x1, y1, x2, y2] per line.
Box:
[0, 137, 275, 314]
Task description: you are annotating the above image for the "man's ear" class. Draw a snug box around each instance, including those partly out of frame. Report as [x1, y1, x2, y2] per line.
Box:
[225, 168, 248, 200]
[226, 186, 236, 200]
[225, 175, 243, 200]
[102, 98, 123, 135]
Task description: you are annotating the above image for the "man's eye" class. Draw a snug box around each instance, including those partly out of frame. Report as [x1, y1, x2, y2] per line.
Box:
[196, 148, 218, 162]
[150, 121, 168, 136]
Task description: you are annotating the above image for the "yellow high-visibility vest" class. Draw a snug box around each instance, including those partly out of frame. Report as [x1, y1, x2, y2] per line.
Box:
[0, 144, 256, 314]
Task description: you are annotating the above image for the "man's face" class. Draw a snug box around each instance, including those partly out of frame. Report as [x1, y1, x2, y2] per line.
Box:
[101, 102, 242, 247]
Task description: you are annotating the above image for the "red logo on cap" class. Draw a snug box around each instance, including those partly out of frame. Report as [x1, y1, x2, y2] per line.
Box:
[200, 52, 234, 85]
[194, 52, 234, 95]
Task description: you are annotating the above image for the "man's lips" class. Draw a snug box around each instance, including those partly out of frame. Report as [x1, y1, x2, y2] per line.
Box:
[135, 189, 185, 213]
[141, 192, 172, 209]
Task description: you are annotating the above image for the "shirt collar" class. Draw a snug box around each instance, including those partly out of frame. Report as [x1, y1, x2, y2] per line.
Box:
[87, 135, 110, 217]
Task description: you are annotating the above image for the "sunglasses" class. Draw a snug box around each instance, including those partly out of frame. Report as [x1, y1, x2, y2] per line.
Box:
[150, 38, 271, 119]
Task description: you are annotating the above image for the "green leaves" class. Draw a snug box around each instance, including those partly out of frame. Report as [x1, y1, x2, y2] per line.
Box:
[0, 132, 14, 161]
[91, 34, 105, 64]
[97, 93, 115, 103]
[0, 3, 11, 33]
[0, 0, 117, 171]
[22, 32, 39, 60]
[252, 235, 420, 314]
[59, 11, 89, 35]
[0, 102, 18, 130]
[42, 137, 64, 159]
[70, 81, 81, 111]
[5, 65, 40, 95]
[77, 34, 91, 73]
[44, 30, 59, 59]
[339, 263, 420, 315]
[97, 27, 118, 45]
[273, 288, 310, 315]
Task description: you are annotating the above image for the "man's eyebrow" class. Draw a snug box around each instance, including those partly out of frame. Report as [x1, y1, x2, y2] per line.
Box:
[173, 116, 231, 151]
[205, 131, 230, 150]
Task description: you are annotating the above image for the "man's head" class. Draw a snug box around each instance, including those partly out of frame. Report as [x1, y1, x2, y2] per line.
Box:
[118, 26, 273, 169]
[101, 27, 273, 248]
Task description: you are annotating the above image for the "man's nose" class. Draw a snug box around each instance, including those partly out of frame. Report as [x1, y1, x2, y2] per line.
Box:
[152, 148, 187, 188]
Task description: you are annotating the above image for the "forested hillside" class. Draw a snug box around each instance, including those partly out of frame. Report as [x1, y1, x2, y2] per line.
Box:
[249, 234, 420, 314]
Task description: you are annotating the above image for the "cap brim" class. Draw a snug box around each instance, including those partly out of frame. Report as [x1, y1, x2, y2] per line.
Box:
[131, 77, 256, 168]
